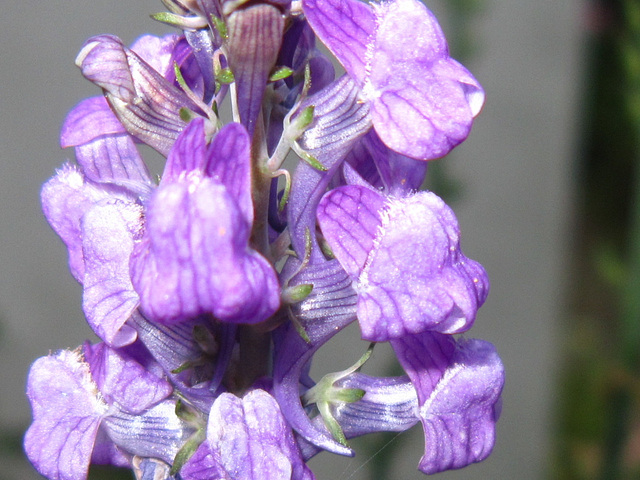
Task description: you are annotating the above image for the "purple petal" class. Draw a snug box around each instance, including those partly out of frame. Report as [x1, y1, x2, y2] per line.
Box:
[287, 75, 371, 258]
[362, 130, 428, 194]
[103, 399, 193, 464]
[83, 342, 173, 414]
[226, 5, 284, 134]
[204, 122, 253, 223]
[207, 390, 315, 480]
[162, 118, 208, 182]
[319, 187, 489, 341]
[131, 175, 279, 324]
[364, 0, 483, 159]
[316, 185, 385, 277]
[41, 165, 114, 282]
[81, 200, 141, 346]
[61, 96, 127, 147]
[392, 334, 504, 474]
[130, 34, 182, 78]
[301, 0, 374, 83]
[25, 350, 106, 480]
[180, 442, 228, 480]
[274, 259, 356, 456]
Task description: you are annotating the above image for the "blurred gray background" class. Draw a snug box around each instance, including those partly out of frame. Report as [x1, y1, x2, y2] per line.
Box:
[0, 0, 583, 478]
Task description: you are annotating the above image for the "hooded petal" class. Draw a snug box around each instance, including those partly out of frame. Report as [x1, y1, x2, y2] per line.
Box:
[81, 199, 142, 346]
[391, 334, 504, 474]
[131, 174, 279, 325]
[318, 187, 489, 341]
[25, 350, 107, 480]
[206, 390, 315, 480]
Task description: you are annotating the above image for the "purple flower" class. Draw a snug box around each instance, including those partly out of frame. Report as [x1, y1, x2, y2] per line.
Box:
[181, 389, 315, 480]
[131, 118, 280, 325]
[391, 333, 504, 474]
[302, 0, 484, 160]
[24, 345, 187, 480]
[317, 185, 489, 341]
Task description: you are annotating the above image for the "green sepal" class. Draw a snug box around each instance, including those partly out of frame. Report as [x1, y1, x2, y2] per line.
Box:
[290, 311, 311, 344]
[318, 402, 349, 447]
[298, 149, 326, 171]
[282, 284, 314, 304]
[332, 388, 366, 403]
[269, 66, 294, 82]
[295, 106, 315, 130]
[210, 14, 228, 40]
[151, 11, 208, 29]
[174, 399, 202, 425]
[319, 236, 335, 259]
[217, 68, 235, 84]
[171, 360, 195, 375]
[179, 107, 197, 122]
[278, 172, 291, 212]
[169, 428, 206, 476]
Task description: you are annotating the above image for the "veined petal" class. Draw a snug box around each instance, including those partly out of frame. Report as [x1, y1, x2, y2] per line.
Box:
[82, 199, 142, 347]
[207, 390, 315, 480]
[131, 175, 279, 324]
[83, 342, 173, 414]
[392, 334, 504, 474]
[76, 34, 200, 155]
[103, 399, 193, 465]
[25, 350, 107, 480]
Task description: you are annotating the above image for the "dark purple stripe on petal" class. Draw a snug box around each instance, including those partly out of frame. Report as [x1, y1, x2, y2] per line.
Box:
[227, 4, 284, 135]
[104, 400, 193, 464]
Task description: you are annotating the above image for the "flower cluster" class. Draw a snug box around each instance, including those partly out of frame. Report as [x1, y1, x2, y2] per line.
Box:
[25, 0, 504, 478]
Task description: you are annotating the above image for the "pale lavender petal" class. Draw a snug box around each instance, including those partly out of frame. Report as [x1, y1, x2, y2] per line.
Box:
[81, 200, 142, 346]
[130, 34, 181, 78]
[301, 0, 374, 83]
[61, 97, 152, 184]
[41, 164, 115, 282]
[316, 185, 385, 277]
[392, 334, 504, 474]
[184, 29, 217, 103]
[299, 374, 419, 460]
[204, 122, 253, 223]
[91, 429, 130, 467]
[61, 96, 127, 147]
[131, 176, 279, 325]
[83, 342, 173, 414]
[103, 399, 193, 464]
[226, 5, 284, 134]
[207, 390, 315, 480]
[25, 350, 107, 480]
